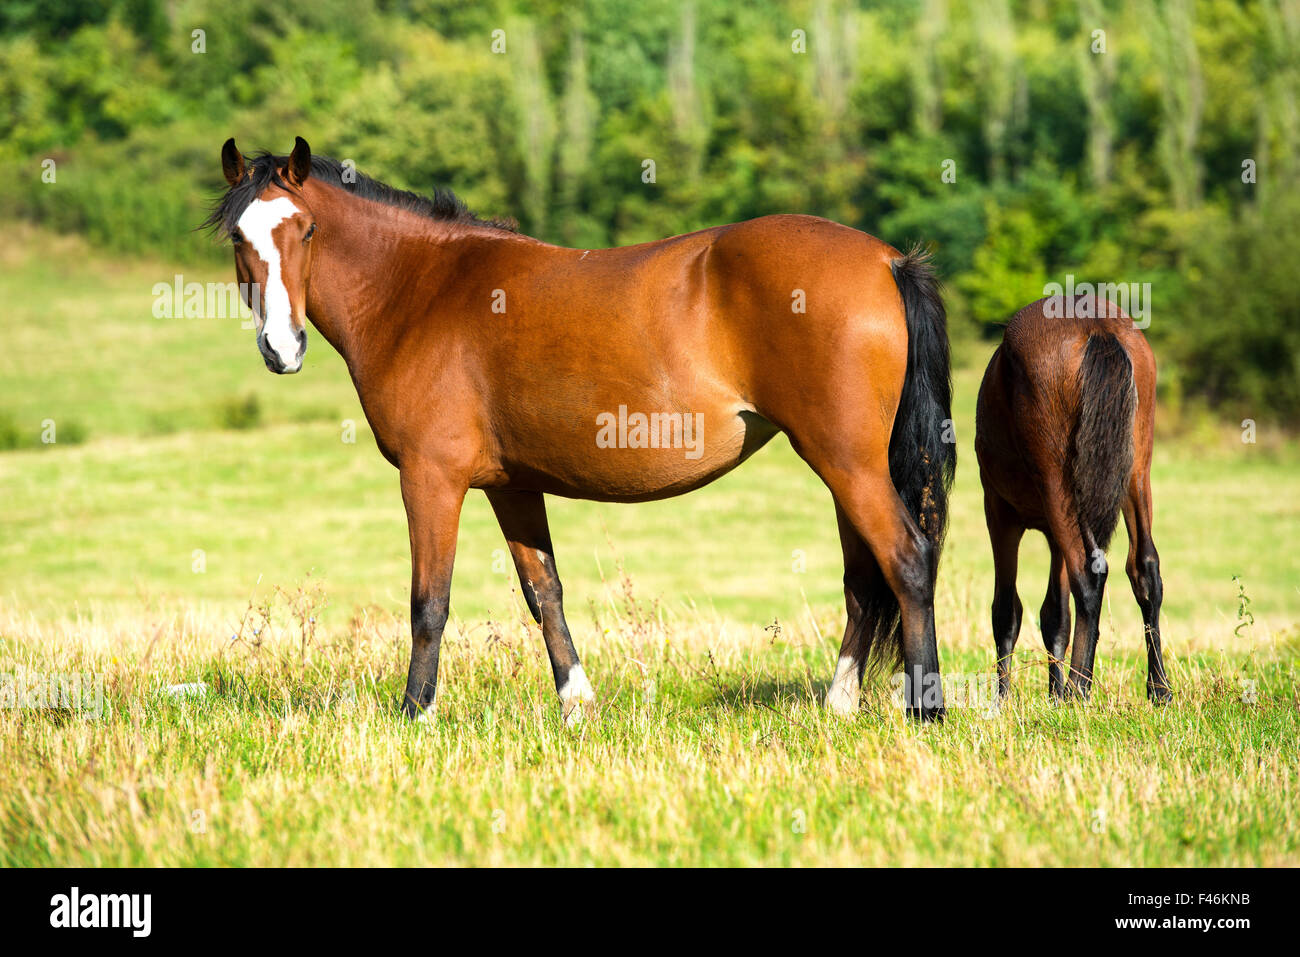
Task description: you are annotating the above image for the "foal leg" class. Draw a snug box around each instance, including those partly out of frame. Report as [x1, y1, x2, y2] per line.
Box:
[1060, 530, 1107, 701]
[1039, 540, 1072, 699]
[825, 502, 881, 715]
[1042, 485, 1106, 700]
[399, 465, 466, 720]
[1065, 560, 1107, 700]
[1123, 476, 1171, 703]
[984, 491, 1024, 698]
[486, 489, 593, 725]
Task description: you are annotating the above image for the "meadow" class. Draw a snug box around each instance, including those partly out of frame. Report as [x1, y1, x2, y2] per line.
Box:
[0, 225, 1296, 866]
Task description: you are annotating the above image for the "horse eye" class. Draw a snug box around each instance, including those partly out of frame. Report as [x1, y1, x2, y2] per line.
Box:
[304, 223, 316, 242]
[231, 229, 244, 246]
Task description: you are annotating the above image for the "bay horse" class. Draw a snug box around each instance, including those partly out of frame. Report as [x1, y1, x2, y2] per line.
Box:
[974, 295, 1171, 703]
[205, 137, 956, 723]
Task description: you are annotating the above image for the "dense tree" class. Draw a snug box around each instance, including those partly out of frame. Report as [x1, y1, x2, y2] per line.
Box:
[0, 0, 1294, 422]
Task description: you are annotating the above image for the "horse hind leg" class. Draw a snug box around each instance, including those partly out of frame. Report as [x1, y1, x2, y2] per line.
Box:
[1046, 494, 1107, 701]
[1039, 539, 1071, 699]
[819, 465, 944, 721]
[1123, 476, 1171, 703]
[825, 502, 884, 715]
[984, 490, 1024, 699]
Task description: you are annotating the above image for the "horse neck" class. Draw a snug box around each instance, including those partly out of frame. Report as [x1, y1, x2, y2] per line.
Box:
[301, 185, 458, 368]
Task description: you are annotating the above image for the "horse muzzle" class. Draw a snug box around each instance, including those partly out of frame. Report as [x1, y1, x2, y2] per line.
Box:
[258, 326, 306, 374]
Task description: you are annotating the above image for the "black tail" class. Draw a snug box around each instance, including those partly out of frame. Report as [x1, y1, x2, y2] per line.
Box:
[859, 246, 957, 668]
[1071, 333, 1135, 551]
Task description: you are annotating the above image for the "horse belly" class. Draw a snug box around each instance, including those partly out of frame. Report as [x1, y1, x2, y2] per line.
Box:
[494, 406, 778, 503]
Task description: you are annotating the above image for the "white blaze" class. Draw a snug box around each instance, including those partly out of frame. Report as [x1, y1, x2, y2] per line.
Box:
[237, 196, 302, 370]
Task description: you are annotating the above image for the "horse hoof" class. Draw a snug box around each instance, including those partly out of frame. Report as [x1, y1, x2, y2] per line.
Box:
[559, 665, 594, 728]
[1148, 687, 1173, 706]
[824, 688, 860, 716]
[562, 698, 586, 728]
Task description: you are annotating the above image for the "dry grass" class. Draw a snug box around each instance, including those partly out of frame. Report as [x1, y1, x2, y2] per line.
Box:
[2, 585, 1295, 867]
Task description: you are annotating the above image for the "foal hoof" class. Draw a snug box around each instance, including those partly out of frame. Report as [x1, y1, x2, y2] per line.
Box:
[907, 706, 946, 724]
[1148, 686, 1173, 706]
[402, 702, 436, 724]
[401, 697, 436, 722]
[1062, 684, 1092, 704]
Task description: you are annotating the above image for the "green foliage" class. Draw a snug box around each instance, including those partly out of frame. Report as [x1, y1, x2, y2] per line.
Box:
[216, 392, 262, 431]
[0, 0, 1296, 421]
[1158, 194, 1300, 421]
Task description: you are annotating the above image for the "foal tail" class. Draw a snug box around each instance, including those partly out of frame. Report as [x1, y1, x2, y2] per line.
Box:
[860, 247, 957, 667]
[1072, 333, 1136, 550]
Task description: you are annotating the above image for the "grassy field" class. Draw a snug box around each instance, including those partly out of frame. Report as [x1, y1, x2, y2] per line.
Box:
[1, 224, 1297, 865]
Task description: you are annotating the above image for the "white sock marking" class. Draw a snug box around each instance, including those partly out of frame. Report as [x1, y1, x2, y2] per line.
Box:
[559, 664, 594, 703]
[559, 664, 594, 728]
[825, 654, 860, 714]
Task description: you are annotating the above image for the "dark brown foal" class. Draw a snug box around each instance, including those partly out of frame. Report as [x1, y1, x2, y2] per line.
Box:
[975, 295, 1170, 703]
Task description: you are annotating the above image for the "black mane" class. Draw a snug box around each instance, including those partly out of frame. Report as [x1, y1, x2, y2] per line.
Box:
[202, 152, 517, 237]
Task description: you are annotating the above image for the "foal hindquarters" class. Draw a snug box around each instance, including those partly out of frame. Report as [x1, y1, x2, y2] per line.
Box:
[974, 298, 1171, 704]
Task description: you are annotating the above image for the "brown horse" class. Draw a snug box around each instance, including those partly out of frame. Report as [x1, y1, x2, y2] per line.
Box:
[205, 137, 956, 723]
[974, 295, 1170, 703]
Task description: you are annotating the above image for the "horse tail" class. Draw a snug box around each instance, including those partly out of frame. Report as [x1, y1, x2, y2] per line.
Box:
[889, 247, 957, 549]
[859, 246, 956, 669]
[1071, 333, 1135, 550]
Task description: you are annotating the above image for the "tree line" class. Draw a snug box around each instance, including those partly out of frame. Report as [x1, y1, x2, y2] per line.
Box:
[1, 0, 1296, 421]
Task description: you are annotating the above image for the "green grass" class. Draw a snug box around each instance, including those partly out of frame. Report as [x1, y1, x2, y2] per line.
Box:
[0, 224, 1296, 866]
[1, 606, 1296, 866]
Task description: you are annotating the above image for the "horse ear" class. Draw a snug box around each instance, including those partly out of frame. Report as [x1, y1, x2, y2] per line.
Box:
[286, 136, 312, 187]
[221, 138, 245, 187]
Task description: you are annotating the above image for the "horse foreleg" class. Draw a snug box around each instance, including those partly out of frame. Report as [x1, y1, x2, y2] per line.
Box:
[399, 466, 466, 721]
[486, 489, 592, 726]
